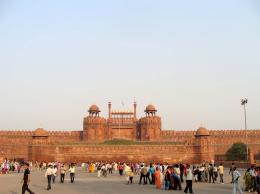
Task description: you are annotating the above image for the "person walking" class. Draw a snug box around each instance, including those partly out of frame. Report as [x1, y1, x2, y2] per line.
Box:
[208, 164, 214, 183]
[52, 165, 57, 183]
[184, 164, 193, 194]
[229, 163, 236, 184]
[124, 163, 131, 184]
[218, 163, 224, 184]
[149, 163, 155, 184]
[173, 164, 182, 190]
[146, 164, 152, 184]
[97, 164, 102, 178]
[60, 164, 66, 183]
[256, 167, 260, 194]
[204, 164, 209, 182]
[249, 165, 257, 192]
[118, 163, 124, 176]
[180, 163, 185, 183]
[232, 167, 243, 194]
[69, 164, 76, 183]
[45, 164, 53, 190]
[21, 162, 35, 194]
[164, 166, 171, 190]
[154, 167, 161, 189]
[213, 164, 218, 181]
[139, 164, 147, 184]
[243, 168, 252, 192]
[129, 169, 134, 184]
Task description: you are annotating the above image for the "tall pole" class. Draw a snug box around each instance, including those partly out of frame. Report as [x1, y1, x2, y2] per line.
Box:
[119, 113, 121, 139]
[244, 103, 248, 162]
[108, 102, 112, 119]
[241, 98, 248, 161]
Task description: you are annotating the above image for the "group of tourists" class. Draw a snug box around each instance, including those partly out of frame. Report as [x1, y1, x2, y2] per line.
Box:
[1, 158, 260, 194]
[193, 163, 224, 183]
[1, 159, 25, 174]
[44, 162, 76, 190]
[19, 161, 77, 193]
[131, 162, 195, 193]
[123, 161, 259, 194]
[243, 165, 260, 193]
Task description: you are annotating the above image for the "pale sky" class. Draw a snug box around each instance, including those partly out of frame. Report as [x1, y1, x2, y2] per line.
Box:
[0, 0, 260, 131]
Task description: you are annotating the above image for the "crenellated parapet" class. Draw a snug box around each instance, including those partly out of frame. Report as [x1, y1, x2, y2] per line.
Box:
[0, 130, 34, 137]
[160, 130, 196, 142]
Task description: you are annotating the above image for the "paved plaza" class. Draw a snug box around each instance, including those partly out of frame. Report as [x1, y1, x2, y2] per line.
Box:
[0, 168, 250, 194]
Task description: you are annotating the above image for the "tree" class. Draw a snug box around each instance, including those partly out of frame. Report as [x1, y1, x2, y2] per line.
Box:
[226, 142, 247, 161]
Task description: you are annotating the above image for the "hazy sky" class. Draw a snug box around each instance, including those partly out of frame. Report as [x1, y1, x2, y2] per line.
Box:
[0, 0, 260, 131]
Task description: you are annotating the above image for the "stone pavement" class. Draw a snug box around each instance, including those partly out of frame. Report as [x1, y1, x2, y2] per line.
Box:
[0, 169, 249, 194]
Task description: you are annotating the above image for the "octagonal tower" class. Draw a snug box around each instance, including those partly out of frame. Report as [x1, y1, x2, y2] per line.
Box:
[138, 104, 161, 141]
[83, 105, 106, 142]
[195, 127, 214, 163]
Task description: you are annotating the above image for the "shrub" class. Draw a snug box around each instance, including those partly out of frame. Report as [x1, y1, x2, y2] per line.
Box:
[226, 142, 247, 161]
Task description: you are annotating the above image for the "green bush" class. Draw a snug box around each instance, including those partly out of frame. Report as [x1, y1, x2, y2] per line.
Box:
[226, 142, 247, 161]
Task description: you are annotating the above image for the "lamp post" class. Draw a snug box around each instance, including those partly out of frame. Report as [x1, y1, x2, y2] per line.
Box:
[241, 98, 248, 161]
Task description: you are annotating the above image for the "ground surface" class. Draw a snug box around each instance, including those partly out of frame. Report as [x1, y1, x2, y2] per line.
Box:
[0, 168, 248, 194]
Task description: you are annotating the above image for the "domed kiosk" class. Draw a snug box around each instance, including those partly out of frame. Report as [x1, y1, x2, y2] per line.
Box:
[33, 128, 48, 137]
[88, 104, 100, 117]
[145, 104, 157, 116]
[195, 127, 210, 137]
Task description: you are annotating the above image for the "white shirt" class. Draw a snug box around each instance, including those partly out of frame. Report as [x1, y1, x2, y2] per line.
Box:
[186, 168, 193, 180]
[52, 168, 57, 175]
[233, 170, 241, 182]
[69, 167, 75, 173]
[174, 167, 180, 176]
[45, 167, 53, 177]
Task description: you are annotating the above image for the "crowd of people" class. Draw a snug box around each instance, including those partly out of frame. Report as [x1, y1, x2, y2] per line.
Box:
[1, 158, 260, 194]
[243, 165, 260, 193]
[43, 162, 76, 190]
[0, 159, 27, 174]
[39, 161, 260, 194]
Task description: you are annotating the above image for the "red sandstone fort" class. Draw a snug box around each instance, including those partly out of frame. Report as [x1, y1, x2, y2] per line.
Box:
[0, 102, 259, 164]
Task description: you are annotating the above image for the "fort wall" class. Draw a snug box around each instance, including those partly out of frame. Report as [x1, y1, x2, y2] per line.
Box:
[1, 129, 259, 164]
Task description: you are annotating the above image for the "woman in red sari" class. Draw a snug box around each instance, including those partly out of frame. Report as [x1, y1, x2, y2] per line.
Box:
[155, 167, 161, 189]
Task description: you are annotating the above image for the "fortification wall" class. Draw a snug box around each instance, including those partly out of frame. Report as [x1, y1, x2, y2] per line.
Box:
[1, 129, 260, 163]
[32, 144, 198, 163]
[0, 143, 29, 160]
[209, 129, 260, 155]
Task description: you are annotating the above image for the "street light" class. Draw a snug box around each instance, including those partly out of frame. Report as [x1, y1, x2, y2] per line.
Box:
[241, 97, 248, 161]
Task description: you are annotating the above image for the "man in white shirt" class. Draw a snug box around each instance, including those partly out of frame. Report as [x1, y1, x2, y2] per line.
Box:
[184, 164, 193, 194]
[52, 165, 58, 183]
[218, 163, 224, 184]
[232, 167, 243, 194]
[69, 164, 76, 183]
[174, 164, 182, 190]
[45, 164, 53, 190]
